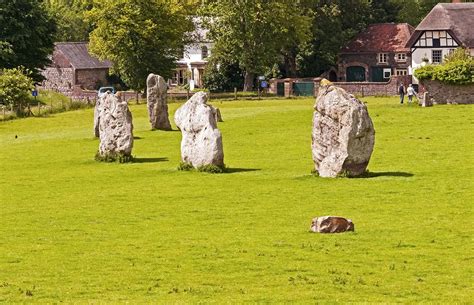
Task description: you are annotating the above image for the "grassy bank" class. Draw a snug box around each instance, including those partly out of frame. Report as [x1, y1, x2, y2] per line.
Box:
[0, 97, 472, 303]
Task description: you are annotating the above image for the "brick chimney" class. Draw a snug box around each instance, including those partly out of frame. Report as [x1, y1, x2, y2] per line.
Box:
[452, 0, 461, 3]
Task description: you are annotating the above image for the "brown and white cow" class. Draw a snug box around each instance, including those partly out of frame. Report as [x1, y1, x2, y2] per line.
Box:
[310, 216, 355, 233]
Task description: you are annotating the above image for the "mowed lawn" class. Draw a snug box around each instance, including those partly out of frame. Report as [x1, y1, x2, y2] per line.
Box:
[0, 96, 472, 303]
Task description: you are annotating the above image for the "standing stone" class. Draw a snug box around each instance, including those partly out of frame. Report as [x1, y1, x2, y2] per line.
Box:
[421, 92, 433, 107]
[213, 107, 223, 122]
[97, 92, 134, 159]
[147, 73, 171, 130]
[93, 98, 102, 137]
[174, 91, 224, 168]
[312, 80, 375, 177]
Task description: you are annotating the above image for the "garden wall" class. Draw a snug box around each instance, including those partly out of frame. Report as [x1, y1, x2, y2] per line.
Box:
[420, 80, 474, 104]
[269, 75, 412, 97]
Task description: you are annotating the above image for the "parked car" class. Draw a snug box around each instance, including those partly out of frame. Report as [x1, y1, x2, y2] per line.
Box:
[97, 86, 115, 98]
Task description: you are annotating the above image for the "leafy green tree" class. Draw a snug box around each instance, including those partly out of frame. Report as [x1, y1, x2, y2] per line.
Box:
[0, 67, 34, 114]
[202, 0, 311, 91]
[43, 0, 93, 42]
[298, 0, 372, 77]
[0, 0, 56, 80]
[87, 0, 193, 92]
[203, 57, 244, 92]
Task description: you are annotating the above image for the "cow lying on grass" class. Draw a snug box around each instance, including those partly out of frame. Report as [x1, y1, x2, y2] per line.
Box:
[310, 216, 354, 233]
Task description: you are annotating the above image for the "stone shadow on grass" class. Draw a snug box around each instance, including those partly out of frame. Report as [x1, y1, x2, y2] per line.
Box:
[224, 168, 261, 174]
[134, 157, 169, 163]
[353, 171, 414, 178]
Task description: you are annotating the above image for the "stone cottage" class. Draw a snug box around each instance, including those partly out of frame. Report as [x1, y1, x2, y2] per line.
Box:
[41, 42, 113, 94]
[337, 23, 414, 82]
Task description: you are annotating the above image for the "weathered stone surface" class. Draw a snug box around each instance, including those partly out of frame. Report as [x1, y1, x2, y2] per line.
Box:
[174, 91, 224, 168]
[310, 216, 354, 233]
[421, 92, 433, 107]
[147, 73, 171, 130]
[312, 81, 375, 177]
[97, 92, 133, 158]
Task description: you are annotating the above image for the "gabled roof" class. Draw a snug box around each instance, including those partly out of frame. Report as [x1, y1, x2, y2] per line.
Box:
[341, 23, 414, 54]
[406, 3, 474, 48]
[55, 42, 113, 69]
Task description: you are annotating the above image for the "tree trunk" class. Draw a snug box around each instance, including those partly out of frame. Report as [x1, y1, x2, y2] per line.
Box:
[243, 71, 254, 92]
[284, 50, 298, 77]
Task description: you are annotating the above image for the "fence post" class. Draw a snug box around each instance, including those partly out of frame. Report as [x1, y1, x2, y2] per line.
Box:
[2, 106, 5, 121]
[234, 87, 237, 100]
[187, 88, 190, 100]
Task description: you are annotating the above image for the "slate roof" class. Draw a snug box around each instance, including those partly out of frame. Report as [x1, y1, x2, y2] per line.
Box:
[406, 3, 474, 48]
[341, 23, 415, 53]
[55, 42, 113, 69]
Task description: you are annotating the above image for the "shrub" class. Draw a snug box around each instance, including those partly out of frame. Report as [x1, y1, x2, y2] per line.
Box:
[177, 162, 194, 171]
[95, 151, 134, 163]
[177, 162, 225, 173]
[203, 57, 244, 92]
[0, 67, 34, 113]
[414, 48, 473, 85]
[197, 164, 225, 174]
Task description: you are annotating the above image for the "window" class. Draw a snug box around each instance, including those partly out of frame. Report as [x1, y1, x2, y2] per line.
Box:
[383, 68, 392, 79]
[395, 69, 407, 76]
[378, 53, 388, 63]
[396, 53, 406, 62]
[432, 50, 442, 63]
[201, 46, 208, 59]
[433, 38, 440, 47]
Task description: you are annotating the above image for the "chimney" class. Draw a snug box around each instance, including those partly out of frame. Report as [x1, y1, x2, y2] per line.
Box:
[452, 0, 461, 3]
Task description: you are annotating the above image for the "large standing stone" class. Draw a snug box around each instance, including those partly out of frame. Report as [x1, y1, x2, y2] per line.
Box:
[97, 92, 134, 160]
[147, 73, 171, 130]
[174, 91, 224, 168]
[312, 80, 375, 177]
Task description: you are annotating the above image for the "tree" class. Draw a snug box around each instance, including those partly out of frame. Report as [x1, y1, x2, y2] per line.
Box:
[298, 0, 372, 77]
[87, 0, 193, 92]
[43, 0, 93, 42]
[0, 67, 34, 115]
[202, 0, 311, 91]
[0, 0, 56, 80]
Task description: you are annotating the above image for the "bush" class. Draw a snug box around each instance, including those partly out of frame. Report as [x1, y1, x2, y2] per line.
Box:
[203, 57, 244, 92]
[414, 48, 473, 85]
[0, 67, 34, 112]
[95, 151, 134, 163]
[177, 162, 225, 173]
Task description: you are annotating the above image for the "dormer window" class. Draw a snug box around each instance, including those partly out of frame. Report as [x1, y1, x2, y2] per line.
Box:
[377, 53, 388, 64]
[201, 46, 208, 59]
[395, 53, 406, 62]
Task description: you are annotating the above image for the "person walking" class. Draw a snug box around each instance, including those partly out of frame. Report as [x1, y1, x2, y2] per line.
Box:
[398, 83, 405, 104]
[407, 84, 416, 103]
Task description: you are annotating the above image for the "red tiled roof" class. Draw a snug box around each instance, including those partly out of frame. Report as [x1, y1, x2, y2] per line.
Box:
[341, 23, 415, 53]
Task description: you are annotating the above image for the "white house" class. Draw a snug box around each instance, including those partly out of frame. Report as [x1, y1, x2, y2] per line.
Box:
[406, 3, 474, 81]
[170, 19, 213, 89]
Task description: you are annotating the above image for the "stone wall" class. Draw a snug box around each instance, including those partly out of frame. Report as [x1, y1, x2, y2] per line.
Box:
[420, 80, 474, 104]
[333, 75, 411, 96]
[76, 69, 109, 90]
[269, 75, 412, 97]
[41, 67, 74, 93]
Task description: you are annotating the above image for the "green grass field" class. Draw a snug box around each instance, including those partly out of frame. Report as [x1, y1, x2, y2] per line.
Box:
[0, 97, 472, 303]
